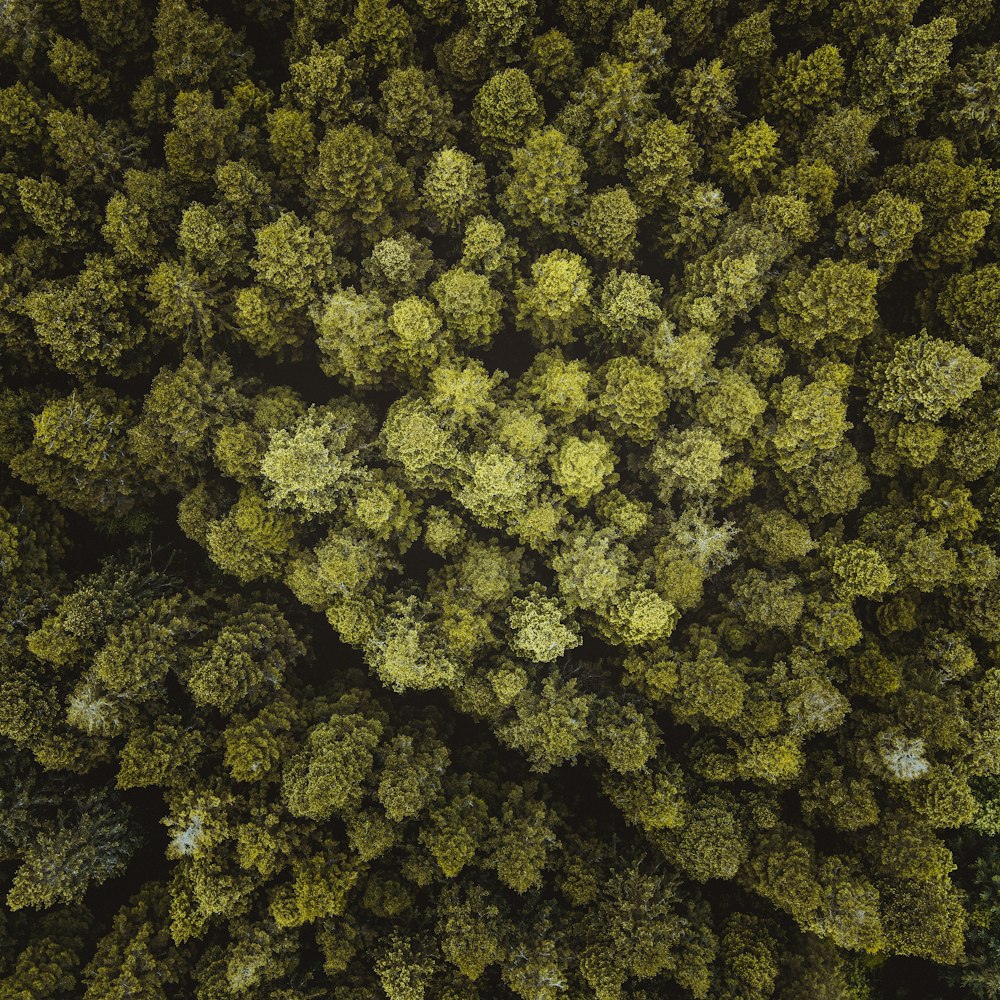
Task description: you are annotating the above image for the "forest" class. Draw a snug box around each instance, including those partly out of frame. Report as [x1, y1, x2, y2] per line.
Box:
[1, 0, 999, 997]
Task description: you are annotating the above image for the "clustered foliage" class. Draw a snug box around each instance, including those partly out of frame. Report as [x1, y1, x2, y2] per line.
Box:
[1, 0, 999, 998]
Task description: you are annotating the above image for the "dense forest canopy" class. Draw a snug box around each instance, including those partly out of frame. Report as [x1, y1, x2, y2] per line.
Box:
[1, 0, 1000, 997]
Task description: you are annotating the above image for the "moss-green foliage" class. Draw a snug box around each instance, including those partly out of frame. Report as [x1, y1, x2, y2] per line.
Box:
[0, 0, 998, 998]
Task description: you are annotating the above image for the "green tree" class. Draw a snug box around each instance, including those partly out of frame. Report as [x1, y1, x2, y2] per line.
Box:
[872, 331, 989, 422]
[768, 259, 878, 353]
[22, 255, 143, 376]
[557, 55, 657, 169]
[281, 43, 353, 128]
[472, 69, 544, 157]
[382, 68, 456, 159]
[501, 127, 586, 234]
[421, 148, 489, 233]
[163, 90, 240, 185]
[5, 789, 137, 911]
[235, 212, 338, 356]
[577, 186, 641, 263]
[625, 116, 701, 210]
[204, 488, 298, 583]
[515, 250, 593, 345]
[283, 711, 383, 821]
[430, 267, 503, 347]
[10, 388, 141, 522]
[597, 356, 668, 443]
[859, 17, 958, 135]
[185, 604, 304, 714]
[260, 404, 370, 516]
[764, 45, 845, 132]
[714, 119, 780, 194]
[308, 123, 414, 242]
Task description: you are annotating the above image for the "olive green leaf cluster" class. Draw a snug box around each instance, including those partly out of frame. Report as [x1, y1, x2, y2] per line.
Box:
[1, 0, 999, 998]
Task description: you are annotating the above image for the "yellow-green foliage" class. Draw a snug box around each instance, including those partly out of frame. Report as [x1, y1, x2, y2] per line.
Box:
[0, 0, 998, 998]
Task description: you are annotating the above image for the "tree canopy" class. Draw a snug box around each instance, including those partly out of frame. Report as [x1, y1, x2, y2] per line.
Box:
[1, 0, 999, 998]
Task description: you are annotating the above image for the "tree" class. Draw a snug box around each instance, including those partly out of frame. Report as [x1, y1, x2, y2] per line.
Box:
[488, 785, 559, 892]
[10, 388, 141, 522]
[528, 28, 581, 100]
[366, 596, 460, 691]
[557, 55, 657, 170]
[938, 263, 1000, 356]
[859, 17, 958, 135]
[420, 784, 490, 877]
[375, 933, 438, 1000]
[769, 370, 851, 473]
[696, 368, 766, 445]
[472, 69, 544, 157]
[315, 288, 392, 388]
[235, 212, 338, 356]
[129, 356, 242, 490]
[837, 190, 924, 282]
[578, 866, 698, 989]
[421, 148, 489, 233]
[77, 0, 150, 56]
[5, 789, 137, 911]
[500, 674, 593, 771]
[803, 105, 878, 182]
[651, 427, 727, 498]
[387, 296, 447, 380]
[437, 883, 504, 980]
[612, 7, 672, 79]
[380, 397, 460, 488]
[501, 905, 570, 999]
[430, 267, 503, 347]
[872, 331, 990, 423]
[17, 175, 85, 247]
[518, 349, 593, 424]
[101, 168, 183, 267]
[669, 794, 748, 881]
[593, 269, 664, 349]
[500, 127, 586, 234]
[625, 116, 701, 210]
[149, 0, 248, 91]
[378, 730, 450, 822]
[347, 0, 413, 77]
[281, 43, 353, 128]
[185, 604, 304, 714]
[831, 541, 895, 599]
[673, 57, 737, 143]
[80, 885, 185, 999]
[362, 233, 435, 298]
[550, 432, 616, 505]
[267, 106, 316, 185]
[282, 711, 382, 821]
[515, 250, 593, 345]
[459, 444, 540, 529]
[3, 2, 999, 997]
[467, 0, 539, 51]
[204, 488, 297, 583]
[308, 124, 414, 242]
[21, 255, 143, 376]
[261, 404, 370, 516]
[577, 186, 640, 263]
[763, 45, 845, 132]
[163, 90, 239, 185]
[940, 43, 1000, 152]
[768, 259, 878, 353]
[380, 67, 457, 156]
[591, 700, 659, 773]
[597, 356, 668, 443]
[508, 592, 581, 663]
[714, 119, 780, 194]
